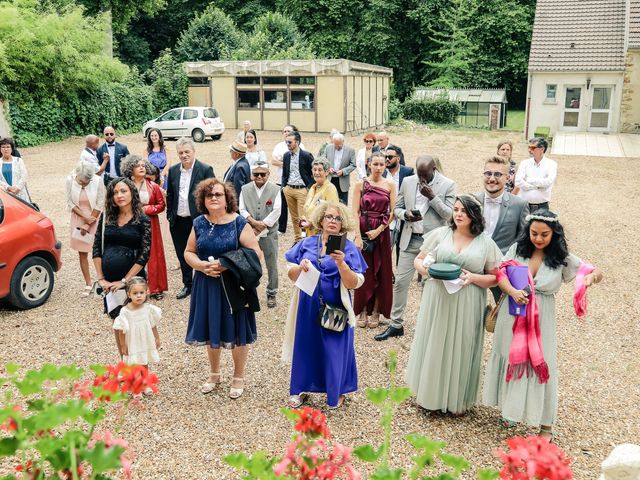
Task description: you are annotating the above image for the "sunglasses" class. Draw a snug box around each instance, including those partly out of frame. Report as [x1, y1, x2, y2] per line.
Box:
[286, 140, 295, 145]
[483, 171, 504, 179]
[323, 214, 343, 223]
[253, 172, 268, 178]
[205, 192, 225, 199]
[385, 154, 398, 160]
[104, 133, 115, 137]
[365, 139, 375, 144]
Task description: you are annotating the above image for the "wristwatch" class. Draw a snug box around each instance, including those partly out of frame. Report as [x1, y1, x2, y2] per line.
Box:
[121, 278, 128, 284]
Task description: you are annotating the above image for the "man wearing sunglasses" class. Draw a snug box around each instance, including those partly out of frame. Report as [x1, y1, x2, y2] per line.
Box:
[515, 137, 557, 212]
[282, 130, 314, 241]
[239, 161, 281, 308]
[97, 126, 130, 186]
[272, 125, 306, 234]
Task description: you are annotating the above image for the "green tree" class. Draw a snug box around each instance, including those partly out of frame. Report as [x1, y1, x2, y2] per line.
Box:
[425, 0, 479, 88]
[174, 5, 245, 62]
[231, 12, 315, 60]
[146, 49, 188, 114]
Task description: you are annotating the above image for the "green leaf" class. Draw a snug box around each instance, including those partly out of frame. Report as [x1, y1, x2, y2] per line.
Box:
[4, 363, 20, 375]
[0, 437, 19, 456]
[440, 453, 469, 473]
[387, 351, 398, 374]
[26, 399, 47, 412]
[366, 388, 389, 405]
[280, 408, 300, 423]
[389, 387, 412, 403]
[82, 442, 125, 474]
[353, 444, 382, 462]
[406, 433, 446, 454]
[477, 469, 500, 480]
[371, 466, 403, 480]
[0, 474, 17, 480]
[225, 452, 250, 469]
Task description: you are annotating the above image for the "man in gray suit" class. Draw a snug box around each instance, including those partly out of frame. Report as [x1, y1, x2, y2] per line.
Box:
[476, 155, 529, 300]
[326, 133, 356, 204]
[375, 155, 456, 340]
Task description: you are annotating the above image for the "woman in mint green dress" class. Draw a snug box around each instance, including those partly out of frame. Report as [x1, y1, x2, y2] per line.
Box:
[407, 195, 502, 415]
[482, 210, 602, 439]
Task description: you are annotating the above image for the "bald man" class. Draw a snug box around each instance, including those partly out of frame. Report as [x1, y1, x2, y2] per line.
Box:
[376, 131, 405, 166]
[96, 126, 130, 185]
[79, 134, 107, 176]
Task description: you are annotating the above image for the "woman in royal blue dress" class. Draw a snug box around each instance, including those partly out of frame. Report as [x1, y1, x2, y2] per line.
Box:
[283, 201, 367, 409]
[184, 178, 262, 400]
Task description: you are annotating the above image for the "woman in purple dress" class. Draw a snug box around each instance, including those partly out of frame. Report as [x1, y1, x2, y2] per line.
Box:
[352, 152, 396, 328]
[283, 201, 367, 409]
[143, 128, 170, 188]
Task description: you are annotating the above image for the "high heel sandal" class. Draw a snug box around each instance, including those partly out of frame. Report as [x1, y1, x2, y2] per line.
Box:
[200, 372, 221, 394]
[229, 377, 245, 399]
[357, 312, 368, 328]
[367, 313, 380, 328]
[539, 426, 554, 442]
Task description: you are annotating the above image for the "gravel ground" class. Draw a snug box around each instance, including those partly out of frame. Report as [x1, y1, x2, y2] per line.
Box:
[1, 126, 639, 479]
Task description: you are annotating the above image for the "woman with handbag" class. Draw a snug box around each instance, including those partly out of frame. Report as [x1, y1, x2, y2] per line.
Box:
[352, 151, 396, 328]
[283, 202, 367, 409]
[482, 210, 603, 440]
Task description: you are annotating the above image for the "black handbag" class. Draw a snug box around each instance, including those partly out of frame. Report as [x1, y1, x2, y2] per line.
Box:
[314, 236, 349, 332]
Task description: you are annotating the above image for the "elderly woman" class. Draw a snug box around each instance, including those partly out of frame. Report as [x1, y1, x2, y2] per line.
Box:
[356, 132, 377, 180]
[283, 201, 367, 409]
[93, 178, 151, 356]
[184, 178, 262, 400]
[66, 160, 105, 295]
[0, 138, 29, 202]
[121, 154, 168, 300]
[299, 157, 340, 237]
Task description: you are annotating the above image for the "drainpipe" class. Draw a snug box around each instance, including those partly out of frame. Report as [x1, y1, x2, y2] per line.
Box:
[524, 71, 532, 139]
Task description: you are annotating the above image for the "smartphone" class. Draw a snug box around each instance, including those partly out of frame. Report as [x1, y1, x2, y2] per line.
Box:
[326, 234, 346, 255]
[410, 209, 421, 217]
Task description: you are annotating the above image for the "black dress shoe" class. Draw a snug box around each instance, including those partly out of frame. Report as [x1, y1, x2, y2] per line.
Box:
[176, 287, 191, 300]
[374, 325, 404, 341]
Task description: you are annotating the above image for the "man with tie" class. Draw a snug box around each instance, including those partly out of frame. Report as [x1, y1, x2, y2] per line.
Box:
[476, 155, 529, 300]
[223, 140, 251, 200]
[375, 155, 456, 341]
[326, 133, 356, 204]
[97, 126, 130, 185]
[166, 138, 215, 299]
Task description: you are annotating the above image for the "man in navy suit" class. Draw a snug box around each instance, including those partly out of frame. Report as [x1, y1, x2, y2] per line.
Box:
[223, 140, 251, 202]
[166, 138, 215, 299]
[97, 126, 130, 185]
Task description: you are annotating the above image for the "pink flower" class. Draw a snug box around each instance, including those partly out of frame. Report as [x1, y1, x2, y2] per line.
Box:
[273, 457, 291, 476]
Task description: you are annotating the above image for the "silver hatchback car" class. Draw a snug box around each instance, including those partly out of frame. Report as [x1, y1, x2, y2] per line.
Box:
[142, 106, 225, 142]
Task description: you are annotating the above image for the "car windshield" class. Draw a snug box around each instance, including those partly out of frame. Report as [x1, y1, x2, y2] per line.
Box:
[203, 108, 219, 118]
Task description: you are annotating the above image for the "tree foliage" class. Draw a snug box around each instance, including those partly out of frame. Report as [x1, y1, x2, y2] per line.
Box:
[146, 49, 188, 114]
[174, 5, 245, 62]
[75, 0, 166, 33]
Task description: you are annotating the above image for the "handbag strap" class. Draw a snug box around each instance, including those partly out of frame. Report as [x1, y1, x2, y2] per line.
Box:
[316, 235, 325, 306]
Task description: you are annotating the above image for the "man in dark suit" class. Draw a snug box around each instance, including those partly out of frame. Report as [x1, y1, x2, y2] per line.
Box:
[476, 155, 529, 301]
[325, 133, 356, 205]
[223, 140, 251, 201]
[383, 145, 414, 258]
[166, 138, 215, 299]
[97, 126, 130, 185]
[281, 131, 314, 241]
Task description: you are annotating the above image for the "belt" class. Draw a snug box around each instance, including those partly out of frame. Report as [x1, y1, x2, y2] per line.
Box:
[286, 185, 306, 189]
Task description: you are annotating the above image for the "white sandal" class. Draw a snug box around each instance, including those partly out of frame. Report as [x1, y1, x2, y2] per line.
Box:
[81, 285, 92, 298]
[229, 377, 244, 399]
[200, 373, 221, 394]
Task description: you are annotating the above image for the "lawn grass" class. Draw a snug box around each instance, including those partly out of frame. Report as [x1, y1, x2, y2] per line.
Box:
[503, 110, 525, 132]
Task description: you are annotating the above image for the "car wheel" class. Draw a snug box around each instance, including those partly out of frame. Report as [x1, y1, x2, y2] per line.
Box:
[212, 134, 222, 140]
[144, 129, 152, 138]
[192, 129, 205, 143]
[8, 256, 54, 309]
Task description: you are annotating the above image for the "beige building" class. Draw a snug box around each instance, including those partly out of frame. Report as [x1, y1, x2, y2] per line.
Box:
[525, 0, 640, 137]
[185, 59, 392, 133]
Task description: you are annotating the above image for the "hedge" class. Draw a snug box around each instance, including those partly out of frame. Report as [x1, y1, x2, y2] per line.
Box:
[400, 98, 461, 124]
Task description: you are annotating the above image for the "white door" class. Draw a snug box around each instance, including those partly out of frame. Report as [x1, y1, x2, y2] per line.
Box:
[561, 86, 582, 130]
[155, 108, 184, 138]
[587, 86, 613, 132]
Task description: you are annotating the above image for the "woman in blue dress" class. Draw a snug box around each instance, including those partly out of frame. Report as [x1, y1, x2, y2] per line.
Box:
[283, 201, 367, 409]
[143, 128, 170, 188]
[184, 178, 262, 400]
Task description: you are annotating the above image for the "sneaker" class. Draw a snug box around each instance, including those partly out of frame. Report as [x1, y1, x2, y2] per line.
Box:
[267, 295, 277, 308]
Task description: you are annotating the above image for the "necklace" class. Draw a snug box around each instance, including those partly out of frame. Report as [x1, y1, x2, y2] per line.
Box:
[206, 216, 217, 233]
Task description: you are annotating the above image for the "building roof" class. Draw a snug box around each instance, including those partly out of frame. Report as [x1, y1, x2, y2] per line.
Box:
[413, 88, 507, 103]
[631, 0, 640, 48]
[184, 59, 393, 77]
[528, 0, 627, 72]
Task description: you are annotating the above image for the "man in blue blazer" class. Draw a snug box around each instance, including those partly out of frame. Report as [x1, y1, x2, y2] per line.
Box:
[97, 126, 130, 185]
[223, 140, 251, 201]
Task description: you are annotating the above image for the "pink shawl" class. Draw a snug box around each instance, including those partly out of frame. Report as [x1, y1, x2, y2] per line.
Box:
[497, 260, 549, 384]
[574, 263, 595, 318]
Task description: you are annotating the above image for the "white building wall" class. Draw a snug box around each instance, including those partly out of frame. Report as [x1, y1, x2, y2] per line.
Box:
[526, 71, 624, 137]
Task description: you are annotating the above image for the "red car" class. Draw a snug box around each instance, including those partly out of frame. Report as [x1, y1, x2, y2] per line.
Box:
[0, 190, 62, 309]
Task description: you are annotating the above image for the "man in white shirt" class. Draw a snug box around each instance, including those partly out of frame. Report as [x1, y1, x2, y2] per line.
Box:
[79, 135, 107, 176]
[272, 124, 305, 234]
[239, 161, 282, 307]
[326, 133, 356, 204]
[236, 120, 251, 142]
[516, 137, 558, 213]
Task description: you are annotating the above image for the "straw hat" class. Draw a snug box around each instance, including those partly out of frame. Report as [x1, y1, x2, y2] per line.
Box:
[229, 140, 247, 154]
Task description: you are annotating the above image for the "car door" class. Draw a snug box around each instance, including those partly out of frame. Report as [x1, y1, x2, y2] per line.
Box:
[155, 108, 184, 138]
[182, 108, 199, 136]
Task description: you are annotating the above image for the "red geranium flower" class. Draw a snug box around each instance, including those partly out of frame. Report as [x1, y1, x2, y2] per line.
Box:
[496, 436, 573, 480]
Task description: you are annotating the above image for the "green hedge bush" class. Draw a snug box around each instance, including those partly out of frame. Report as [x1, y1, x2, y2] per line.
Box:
[401, 98, 461, 124]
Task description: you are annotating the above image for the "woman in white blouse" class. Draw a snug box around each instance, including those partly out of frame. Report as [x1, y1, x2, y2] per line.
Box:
[244, 129, 267, 168]
[66, 160, 105, 295]
[0, 138, 29, 202]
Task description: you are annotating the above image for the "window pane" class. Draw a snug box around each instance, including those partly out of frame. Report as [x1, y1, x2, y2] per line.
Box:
[563, 112, 579, 127]
[238, 90, 260, 108]
[290, 76, 315, 85]
[183, 109, 198, 120]
[204, 108, 219, 118]
[477, 103, 489, 116]
[237, 76, 260, 85]
[264, 90, 287, 109]
[590, 112, 609, 128]
[188, 76, 208, 86]
[263, 76, 287, 85]
[158, 109, 181, 121]
[592, 87, 611, 109]
[291, 90, 314, 110]
[546, 84, 557, 99]
[564, 88, 581, 108]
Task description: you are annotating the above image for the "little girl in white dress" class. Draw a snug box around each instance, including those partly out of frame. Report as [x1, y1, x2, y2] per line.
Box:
[113, 277, 161, 369]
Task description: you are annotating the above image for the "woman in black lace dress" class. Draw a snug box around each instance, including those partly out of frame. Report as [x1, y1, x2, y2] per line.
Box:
[93, 178, 151, 356]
